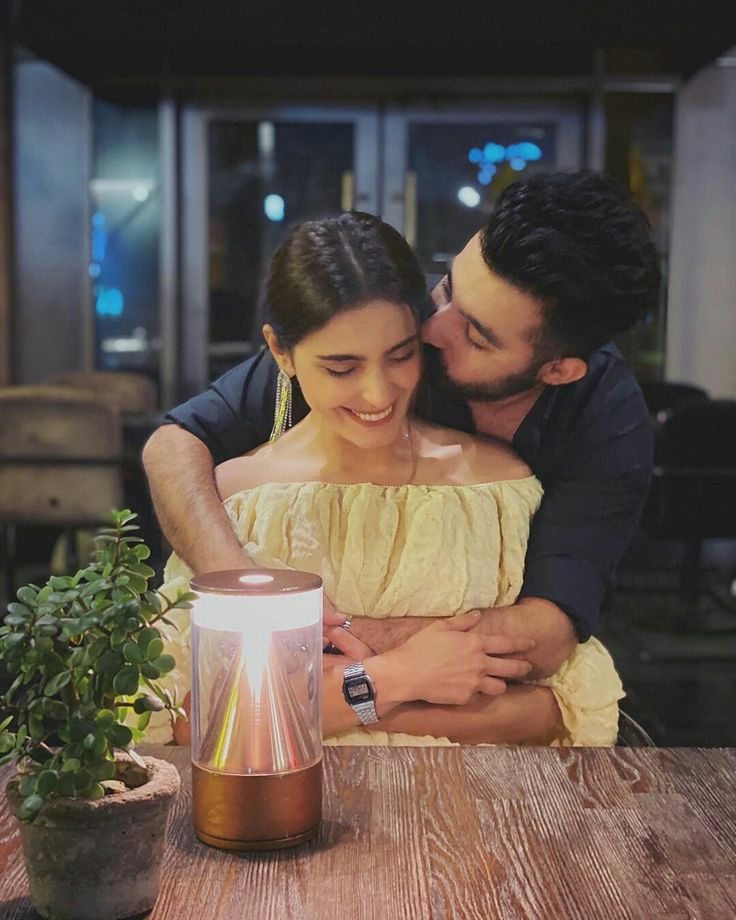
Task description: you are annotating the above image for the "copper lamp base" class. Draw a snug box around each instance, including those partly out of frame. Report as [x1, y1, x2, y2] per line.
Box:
[192, 760, 322, 851]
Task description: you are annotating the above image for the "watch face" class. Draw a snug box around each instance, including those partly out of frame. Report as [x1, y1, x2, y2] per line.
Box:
[344, 676, 373, 704]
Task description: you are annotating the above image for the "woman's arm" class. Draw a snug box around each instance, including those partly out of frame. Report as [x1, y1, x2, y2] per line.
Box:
[322, 614, 533, 736]
[347, 597, 576, 680]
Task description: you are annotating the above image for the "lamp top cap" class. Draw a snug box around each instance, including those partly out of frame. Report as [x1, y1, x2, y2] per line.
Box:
[190, 568, 322, 596]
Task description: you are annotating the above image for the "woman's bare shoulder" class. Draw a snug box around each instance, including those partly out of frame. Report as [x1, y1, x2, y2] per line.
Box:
[414, 420, 533, 485]
[214, 442, 277, 500]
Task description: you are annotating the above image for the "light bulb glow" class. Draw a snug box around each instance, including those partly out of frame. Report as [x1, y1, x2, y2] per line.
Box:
[264, 194, 285, 222]
[458, 186, 481, 207]
[192, 589, 321, 632]
[239, 574, 274, 585]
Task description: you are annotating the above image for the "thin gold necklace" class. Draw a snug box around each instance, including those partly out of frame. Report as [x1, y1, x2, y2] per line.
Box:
[405, 422, 418, 485]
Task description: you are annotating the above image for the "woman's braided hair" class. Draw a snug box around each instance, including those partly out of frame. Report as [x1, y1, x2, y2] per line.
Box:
[265, 212, 431, 350]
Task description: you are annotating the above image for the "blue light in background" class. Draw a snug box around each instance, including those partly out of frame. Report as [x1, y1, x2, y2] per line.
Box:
[483, 143, 506, 164]
[95, 287, 124, 317]
[91, 211, 108, 263]
[88, 263, 101, 279]
[264, 194, 285, 222]
[467, 141, 543, 184]
[507, 142, 542, 161]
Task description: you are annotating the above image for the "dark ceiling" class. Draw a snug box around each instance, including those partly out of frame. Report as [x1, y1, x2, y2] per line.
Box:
[4, 0, 735, 91]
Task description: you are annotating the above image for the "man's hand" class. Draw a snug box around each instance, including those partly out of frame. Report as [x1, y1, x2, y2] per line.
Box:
[474, 597, 577, 679]
[350, 597, 577, 680]
[375, 614, 533, 704]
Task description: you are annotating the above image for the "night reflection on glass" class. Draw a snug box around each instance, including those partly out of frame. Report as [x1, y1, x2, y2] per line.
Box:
[207, 121, 353, 379]
[90, 102, 160, 375]
[408, 122, 556, 276]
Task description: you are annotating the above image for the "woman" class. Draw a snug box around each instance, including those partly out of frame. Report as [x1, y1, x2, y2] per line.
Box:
[151, 212, 623, 747]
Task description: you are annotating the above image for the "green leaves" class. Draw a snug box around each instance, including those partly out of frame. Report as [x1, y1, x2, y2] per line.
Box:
[152, 654, 175, 675]
[122, 640, 143, 663]
[0, 508, 185, 821]
[36, 770, 59, 796]
[113, 665, 140, 696]
[146, 637, 165, 660]
[18, 794, 43, 820]
[107, 723, 133, 747]
[43, 671, 71, 696]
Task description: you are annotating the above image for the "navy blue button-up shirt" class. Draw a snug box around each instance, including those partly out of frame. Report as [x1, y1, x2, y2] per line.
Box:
[166, 341, 653, 641]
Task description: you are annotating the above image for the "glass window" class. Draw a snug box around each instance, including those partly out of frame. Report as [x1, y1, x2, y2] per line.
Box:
[207, 120, 353, 378]
[605, 93, 674, 382]
[90, 101, 160, 381]
[407, 121, 558, 283]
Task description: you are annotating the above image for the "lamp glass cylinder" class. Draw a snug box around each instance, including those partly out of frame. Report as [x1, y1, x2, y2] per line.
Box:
[189, 568, 323, 850]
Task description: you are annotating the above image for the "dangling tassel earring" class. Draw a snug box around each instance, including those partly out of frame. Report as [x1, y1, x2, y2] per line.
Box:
[269, 368, 293, 442]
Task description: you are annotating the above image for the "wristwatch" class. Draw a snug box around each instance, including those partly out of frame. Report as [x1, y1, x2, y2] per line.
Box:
[342, 662, 379, 724]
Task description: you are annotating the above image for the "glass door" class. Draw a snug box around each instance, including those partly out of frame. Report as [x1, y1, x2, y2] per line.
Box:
[179, 101, 583, 397]
[382, 104, 583, 287]
[180, 106, 379, 395]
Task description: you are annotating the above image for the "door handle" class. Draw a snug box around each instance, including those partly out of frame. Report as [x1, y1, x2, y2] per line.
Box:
[404, 171, 417, 247]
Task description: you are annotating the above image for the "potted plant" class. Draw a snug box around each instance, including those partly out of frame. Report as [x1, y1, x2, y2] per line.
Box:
[0, 510, 191, 920]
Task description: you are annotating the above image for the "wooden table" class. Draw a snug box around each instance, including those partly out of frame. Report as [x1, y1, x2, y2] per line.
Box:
[2, 745, 736, 919]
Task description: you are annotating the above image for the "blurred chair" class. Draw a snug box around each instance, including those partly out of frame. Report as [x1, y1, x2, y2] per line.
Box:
[616, 710, 656, 747]
[0, 386, 124, 597]
[45, 370, 157, 415]
[639, 380, 709, 420]
[45, 372, 165, 566]
[642, 398, 736, 617]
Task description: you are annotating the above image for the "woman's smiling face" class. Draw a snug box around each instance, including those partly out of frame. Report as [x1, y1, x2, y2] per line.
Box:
[267, 299, 421, 449]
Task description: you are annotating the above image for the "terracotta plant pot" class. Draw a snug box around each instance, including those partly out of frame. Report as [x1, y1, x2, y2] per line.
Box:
[6, 755, 180, 920]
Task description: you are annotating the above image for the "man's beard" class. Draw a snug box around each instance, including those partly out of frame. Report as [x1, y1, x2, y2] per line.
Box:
[434, 350, 542, 403]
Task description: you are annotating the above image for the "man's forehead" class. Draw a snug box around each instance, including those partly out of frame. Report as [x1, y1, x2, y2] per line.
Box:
[449, 232, 485, 286]
[451, 237, 546, 342]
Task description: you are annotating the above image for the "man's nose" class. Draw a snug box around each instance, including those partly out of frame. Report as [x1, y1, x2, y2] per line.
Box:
[422, 303, 454, 348]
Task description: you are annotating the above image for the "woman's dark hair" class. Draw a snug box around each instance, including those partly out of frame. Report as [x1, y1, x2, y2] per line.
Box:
[265, 211, 431, 349]
[481, 171, 661, 359]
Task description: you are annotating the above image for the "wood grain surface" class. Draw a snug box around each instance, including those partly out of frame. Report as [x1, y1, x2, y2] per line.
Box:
[1, 745, 735, 920]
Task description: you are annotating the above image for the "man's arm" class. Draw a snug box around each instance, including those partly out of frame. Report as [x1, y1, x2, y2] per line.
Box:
[374, 683, 561, 744]
[142, 350, 281, 575]
[142, 424, 253, 575]
[348, 596, 575, 679]
[355, 353, 654, 678]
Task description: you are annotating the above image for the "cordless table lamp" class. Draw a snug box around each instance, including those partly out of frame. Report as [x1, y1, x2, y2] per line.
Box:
[189, 569, 323, 850]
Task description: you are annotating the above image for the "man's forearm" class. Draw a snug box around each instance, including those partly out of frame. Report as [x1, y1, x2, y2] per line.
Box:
[350, 597, 577, 679]
[142, 424, 253, 575]
[373, 684, 561, 744]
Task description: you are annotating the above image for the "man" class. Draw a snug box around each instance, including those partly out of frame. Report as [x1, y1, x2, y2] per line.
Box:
[142, 170, 658, 681]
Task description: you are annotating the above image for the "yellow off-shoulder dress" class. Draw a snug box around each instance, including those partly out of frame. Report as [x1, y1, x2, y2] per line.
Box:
[148, 477, 624, 746]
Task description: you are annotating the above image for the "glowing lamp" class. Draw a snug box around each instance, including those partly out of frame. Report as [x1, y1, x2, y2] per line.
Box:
[189, 569, 323, 850]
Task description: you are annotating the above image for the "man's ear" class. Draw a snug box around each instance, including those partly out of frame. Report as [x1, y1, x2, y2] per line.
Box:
[262, 324, 296, 377]
[537, 355, 587, 387]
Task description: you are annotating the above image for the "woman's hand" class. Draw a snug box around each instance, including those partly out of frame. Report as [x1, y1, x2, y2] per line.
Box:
[322, 595, 347, 646]
[324, 622, 375, 660]
[371, 612, 534, 706]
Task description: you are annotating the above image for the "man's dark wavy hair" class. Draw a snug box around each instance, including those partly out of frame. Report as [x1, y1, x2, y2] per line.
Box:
[480, 171, 661, 359]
